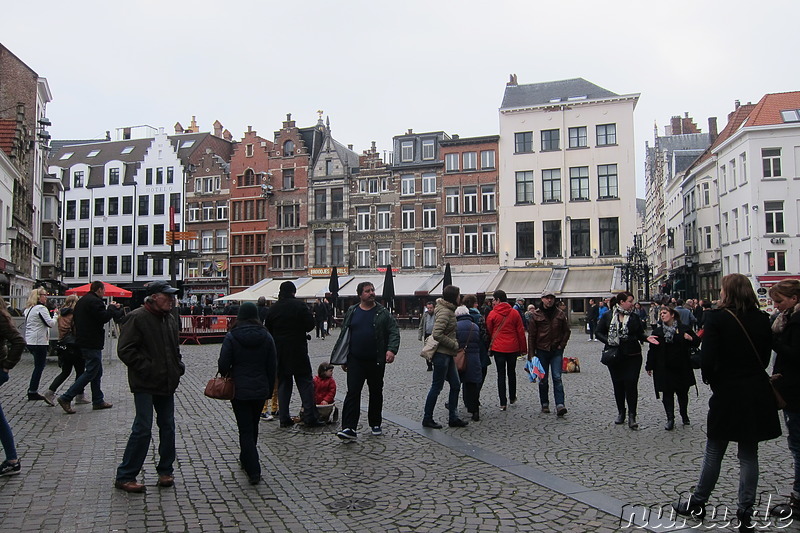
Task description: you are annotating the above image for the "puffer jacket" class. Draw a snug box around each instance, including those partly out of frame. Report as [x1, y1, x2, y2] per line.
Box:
[432, 298, 458, 355]
[24, 304, 56, 346]
[486, 302, 526, 354]
[218, 322, 277, 401]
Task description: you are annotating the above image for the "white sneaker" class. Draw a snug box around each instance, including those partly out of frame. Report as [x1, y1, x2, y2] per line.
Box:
[42, 390, 56, 406]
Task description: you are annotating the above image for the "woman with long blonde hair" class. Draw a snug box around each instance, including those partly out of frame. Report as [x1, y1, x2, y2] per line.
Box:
[42, 294, 87, 405]
[23, 288, 57, 404]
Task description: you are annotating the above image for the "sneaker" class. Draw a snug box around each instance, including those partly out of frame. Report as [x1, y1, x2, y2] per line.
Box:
[371, 426, 382, 436]
[541, 406, 551, 414]
[0, 459, 20, 477]
[57, 396, 76, 414]
[337, 428, 357, 440]
[556, 405, 568, 417]
[75, 394, 90, 405]
[42, 390, 56, 406]
[260, 413, 274, 421]
[499, 405, 507, 411]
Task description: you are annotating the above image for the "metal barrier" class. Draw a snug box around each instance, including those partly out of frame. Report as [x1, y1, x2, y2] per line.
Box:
[179, 315, 235, 345]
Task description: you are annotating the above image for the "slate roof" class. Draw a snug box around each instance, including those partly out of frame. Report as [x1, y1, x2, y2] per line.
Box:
[745, 91, 800, 127]
[49, 138, 153, 190]
[501, 78, 619, 109]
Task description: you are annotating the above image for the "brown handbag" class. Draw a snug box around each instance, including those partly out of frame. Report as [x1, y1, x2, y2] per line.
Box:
[454, 329, 473, 373]
[204, 374, 235, 400]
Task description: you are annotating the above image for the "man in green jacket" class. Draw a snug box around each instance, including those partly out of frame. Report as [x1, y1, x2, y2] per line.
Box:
[334, 281, 400, 441]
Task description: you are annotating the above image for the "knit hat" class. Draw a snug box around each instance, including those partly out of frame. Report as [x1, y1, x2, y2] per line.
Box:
[237, 302, 259, 321]
[278, 281, 296, 299]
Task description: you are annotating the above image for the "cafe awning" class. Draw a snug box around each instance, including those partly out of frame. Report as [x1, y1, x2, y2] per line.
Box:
[427, 271, 502, 296]
[491, 269, 552, 298]
[559, 266, 622, 298]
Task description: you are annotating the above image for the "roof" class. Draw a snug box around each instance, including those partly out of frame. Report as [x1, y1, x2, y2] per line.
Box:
[745, 91, 800, 127]
[0, 120, 16, 157]
[501, 78, 619, 109]
[686, 103, 757, 172]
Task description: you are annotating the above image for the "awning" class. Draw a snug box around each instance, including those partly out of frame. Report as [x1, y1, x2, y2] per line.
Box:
[427, 271, 502, 296]
[559, 266, 619, 298]
[492, 269, 552, 298]
[338, 275, 385, 297]
[215, 278, 276, 302]
[756, 274, 800, 288]
[391, 274, 439, 297]
[294, 277, 348, 300]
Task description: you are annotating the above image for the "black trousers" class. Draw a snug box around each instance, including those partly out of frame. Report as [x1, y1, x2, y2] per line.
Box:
[608, 355, 642, 416]
[341, 357, 386, 430]
[231, 398, 265, 480]
[278, 371, 318, 424]
[661, 387, 690, 420]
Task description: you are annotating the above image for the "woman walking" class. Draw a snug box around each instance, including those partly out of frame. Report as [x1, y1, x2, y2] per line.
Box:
[455, 305, 482, 421]
[673, 274, 781, 531]
[596, 291, 656, 429]
[422, 285, 468, 429]
[485, 289, 526, 411]
[768, 279, 800, 516]
[43, 294, 87, 406]
[645, 307, 700, 430]
[23, 288, 57, 404]
[0, 296, 28, 476]
[218, 302, 277, 485]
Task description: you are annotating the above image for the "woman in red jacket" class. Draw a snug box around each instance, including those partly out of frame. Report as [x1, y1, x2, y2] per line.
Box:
[486, 290, 527, 411]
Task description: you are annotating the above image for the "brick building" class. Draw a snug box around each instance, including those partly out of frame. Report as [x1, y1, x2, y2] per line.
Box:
[349, 141, 393, 273]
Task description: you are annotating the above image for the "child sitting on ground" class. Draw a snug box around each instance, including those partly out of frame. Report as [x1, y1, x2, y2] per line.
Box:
[313, 362, 337, 423]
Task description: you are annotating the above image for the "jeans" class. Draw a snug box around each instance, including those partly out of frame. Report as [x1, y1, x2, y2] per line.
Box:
[536, 348, 564, 408]
[608, 354, 642, 416]
[424, 352, 460, 422]
[27, 344, 48, 394]
[278, 371, 318, 425]
[232, 398, 265, 480]
[493, 352, 517, 407]
[0, 371, 16, 462]
[62, 348, 103, 404]
[693, 438, 759, 513]
[116, 393, 176, 482]
[341, 357, 386, 430]
[784, 410, 800, 495]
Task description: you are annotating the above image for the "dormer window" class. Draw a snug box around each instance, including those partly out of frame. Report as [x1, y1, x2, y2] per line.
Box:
[121, 146, 134, 154]
[60, 152, 74, 160]
[87, 149, 100, 157]
[180, 140, 195, 149]
[283, 140, 295, 156]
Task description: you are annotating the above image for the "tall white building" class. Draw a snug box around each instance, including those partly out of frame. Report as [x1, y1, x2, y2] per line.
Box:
[495, 76, 638, 307]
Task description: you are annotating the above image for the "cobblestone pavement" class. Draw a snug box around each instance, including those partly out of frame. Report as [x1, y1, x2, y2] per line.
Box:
[0, 327, 797, 532]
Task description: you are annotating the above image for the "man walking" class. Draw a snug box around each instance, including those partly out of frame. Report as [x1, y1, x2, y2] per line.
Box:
[313, 298, 328, 339]
[334, 281, 400, 440]
[114, 281, 184, 493]
[57, 281, 123, 414]
[265, 281, 322, 428]
[417, 301, 435, 371]
[528, 291, 571, 417]
[585, 298, 599, 341]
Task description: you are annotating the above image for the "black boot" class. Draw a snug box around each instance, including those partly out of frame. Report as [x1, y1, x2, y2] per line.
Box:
[681, 412, 690, 425]
[614, 410, 626, 424]
[472, 409, 480, 422]
[664, 418, 675, 431]
[628, 415, 638, 429]
[737, 508, 754, 531]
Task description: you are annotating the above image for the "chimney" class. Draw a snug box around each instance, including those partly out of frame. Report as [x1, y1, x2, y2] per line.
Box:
[506, 73, 518, 87]
[223, 129, 232, 141]
[347, 144, 353, 150]
[670, 116, 682, 135]
[189, 115, 198, 132]
[174, 122, 184, 134]
[247, 125, 253, 133]
[371, 140, 376, 153]
[407, 128, 413, 135]
[213, 120, 223, 137]
[452, 134, 460, 140]
[283, 113, 295, 129]
[734, 99, 741, 109]
[708, 117, 718, 143]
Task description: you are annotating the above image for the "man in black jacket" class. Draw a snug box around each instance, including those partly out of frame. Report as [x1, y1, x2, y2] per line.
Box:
[265, 281, 322, 428]
[57, 281, 123, 414]
[114, 280, 184, 493]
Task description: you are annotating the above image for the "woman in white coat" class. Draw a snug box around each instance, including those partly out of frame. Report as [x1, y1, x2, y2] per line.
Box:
[23, 288, 56, 404]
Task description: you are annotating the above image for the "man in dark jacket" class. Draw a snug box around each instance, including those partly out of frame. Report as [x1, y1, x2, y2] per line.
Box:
[57, 280, 123, 414]
[334, 281, 400, 441]
[114, 281, 184, 493]
[265, 281, 322, 428]
[585, 298, 599, 341]
[256, 296, 269, 326]
[313, 298, 328, 338]
[528, 291, 571, 417]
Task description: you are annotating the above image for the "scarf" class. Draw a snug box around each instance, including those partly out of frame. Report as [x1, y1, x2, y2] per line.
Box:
[772, 303, 800, 334]
[662, 322, 677, 343]
[606, 305, 631, 346]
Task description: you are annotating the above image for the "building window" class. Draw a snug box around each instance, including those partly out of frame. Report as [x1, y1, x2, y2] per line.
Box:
[423, 243, 436, 267]
[314, 231, 327, 266]
[701, 182, 710, 206]
[731, 208, 739, 240]
[730, 159, 737, 186]
[94, 228, 104, 246]
[73, 171, 84, 188]
[569, 167, 590, 200]
[596, 123, 617, 146]
[153, 224, 165, 246]
[463, 186, 478, 213]
[93, 257, 103, 275]
[241, 169, 256, 187]
[380, 176, 390, 192]
[421, 173, 436, 194]
[704, 226, 712, 249]
[65, 257, 75, 277]
[740, 152, 747, 183]
[445, 153, 459, 172]
[216, 230, 227, 251]
[139, 196, 149, 216]
[152, 258, 164, 276]
[156, 168, 164, 185]
[570, 219, 590, 257]
[136, 255, 147, 276]
[146, 168, 153, 185]
[401, 174, 415, 196]
[283, 140, 295, 156]
[188, 203, 200, 222]
[446, 227, 460, 255]
[421, 139, 435, 160]
[514, 132, 533, 153]
[167, 167, 174, 184]
[568, 126, 587, 148]
[357, 245, 370, 268]
[94, 198, 104, 217]
[138, 225, 148, 246]
[216, 200, 227, 220]
[401, 205, 415, 230]
[123, 196, 133, 215]
[541, 129, 560, 151]
[79, 228, 89, 248]
[480, 150, 495, 169]
[325, 160, 333, 176]
[121, 256, 131, 275]
[377, 206, 390, 230]
[66, 200, 76, 220]
[108, 197, 119, 216]
[464, 225, 478, 255]
[107, 227, 118, 246]
[376, 244, 391, 267]
[315, 190, 327, 219]
[79, 257, 88, 277]
[65, 229, 75, 249]
[463, 152, 477, 171]
[445, 188, 459, 214]
[767, 251, 786, 272]
[107, 256, 117, 275]
[122, 226, 132, 245]
[401, 140, 414, 162]
[331, 188, 343, 218]
[515, 171, 534, 204]
[402, 243, 415, 268]
[542, 169, 561, 202]
[154, 194, 165, 216]
[482, 224, 496, 254]
[543, 220, 561, 258]
[80, 199, 89, 219]
[481, 185, 496, 212]
[765, 201, 785, 233]
[356, 207, 370, 231]
[108, 168, 120, 185]
[599, 217, 619, 256]
[516, 222, 534, 259]
[271, 243, 304, 270]
[245, 144, 254, 157]
[201, 230, 213, 251]
[762, 148, 782, 178]
[422, 205, 436, 229]
[598, 164, 618, 199]
[282, 169, 294, 189]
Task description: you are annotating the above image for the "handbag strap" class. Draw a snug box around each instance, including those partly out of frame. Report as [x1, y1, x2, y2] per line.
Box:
[489, 312, 511, 352]
[723, 308, 767, 375]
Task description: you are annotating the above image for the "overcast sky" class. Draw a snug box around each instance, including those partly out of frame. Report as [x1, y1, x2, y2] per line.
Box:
[4, 0, 797, 195]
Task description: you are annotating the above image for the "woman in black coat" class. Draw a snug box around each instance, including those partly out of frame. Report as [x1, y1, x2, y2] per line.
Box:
[596, 291, 657, 429]
[218, 302, 277, 485]
[645, 306, 699, 430]
[673, 274, 781, 530]
[455, 306, 482, 421]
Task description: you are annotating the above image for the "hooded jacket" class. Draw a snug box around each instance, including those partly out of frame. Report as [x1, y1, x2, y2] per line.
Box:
[24, 304, 56, 346]
[486, 302, 526, 354]
[218, 322, 277, 401]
